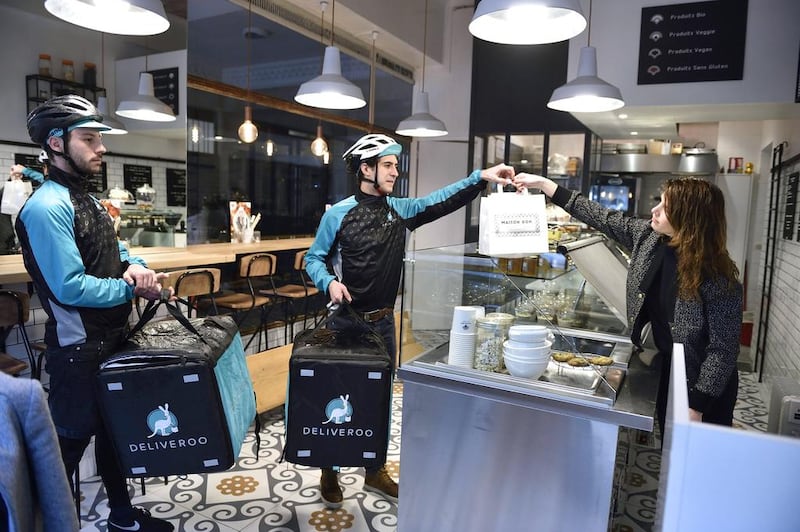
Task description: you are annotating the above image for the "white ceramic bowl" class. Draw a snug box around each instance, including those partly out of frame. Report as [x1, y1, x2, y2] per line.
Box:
[502, 353, 549, 379]
[506, 338, 547, 349]
[508, 325, 551, 344]
[502, 339, 551, 360]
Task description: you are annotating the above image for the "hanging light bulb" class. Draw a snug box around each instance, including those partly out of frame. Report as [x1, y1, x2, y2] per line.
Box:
[238, 1, 259, 142]
[547, 0, 624, 113]
[238, 105, 258, 143]
[294, 1, 366, 110]
[396, 0, 447, 137]
[265, 138, 275, 156]
[311, 124, 328, 156]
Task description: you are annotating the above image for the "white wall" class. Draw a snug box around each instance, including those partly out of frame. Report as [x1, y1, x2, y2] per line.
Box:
[574, 0, 800, 108]
[408, 2, 475, 252]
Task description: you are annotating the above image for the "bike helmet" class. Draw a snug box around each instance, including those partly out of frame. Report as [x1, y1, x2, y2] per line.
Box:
[37, 150, 48, 163]
[342, 134, 402, 163]
[27, 94, 109, 147]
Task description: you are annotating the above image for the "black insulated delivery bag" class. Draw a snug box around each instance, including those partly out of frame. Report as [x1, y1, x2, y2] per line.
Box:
[283, 303, 393, 468]
[96, 299, 255, 478]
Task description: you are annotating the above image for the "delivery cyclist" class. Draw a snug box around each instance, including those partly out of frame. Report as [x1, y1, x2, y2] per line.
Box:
[16, 95, 174, 532]
[305, 133, 514, 508]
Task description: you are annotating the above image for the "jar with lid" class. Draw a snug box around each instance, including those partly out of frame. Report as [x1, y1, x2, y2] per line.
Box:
[474, 318, 504, 372]
[62, 59, 74, 81]
[38, 54, 51, 77]
[83, 62, 96, 87]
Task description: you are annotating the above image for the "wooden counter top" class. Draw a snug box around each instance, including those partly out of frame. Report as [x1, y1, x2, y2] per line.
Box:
[0, 237, 317, 285]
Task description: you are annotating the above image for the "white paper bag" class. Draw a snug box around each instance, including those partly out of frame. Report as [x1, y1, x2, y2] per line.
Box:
[479, 186, 548, 258]
[1, 180, 33, 216]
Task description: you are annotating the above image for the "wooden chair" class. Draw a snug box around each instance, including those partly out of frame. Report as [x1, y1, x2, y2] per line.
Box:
[0, 290, 38, 378]
[164, 268, 221, 317]
[259, 250, 321, 342]
[212, 254, 280, 351]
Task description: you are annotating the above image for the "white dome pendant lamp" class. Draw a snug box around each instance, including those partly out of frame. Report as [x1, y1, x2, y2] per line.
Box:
[547, 0, 624, 113]
[396, 0, 447, 138]
[116, 69, 176, 122]
[238, 0, 259, 143]
[294, 1, 366, 110]
[44, 0, 170, 36]
[469, 0, 586, 45]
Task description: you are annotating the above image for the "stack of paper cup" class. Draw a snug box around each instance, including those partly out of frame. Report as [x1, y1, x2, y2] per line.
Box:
[448, 306, 484, 368]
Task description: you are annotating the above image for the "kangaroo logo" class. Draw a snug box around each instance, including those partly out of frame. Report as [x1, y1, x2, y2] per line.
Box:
[146, 403, 179, 438]
[322, 394, 352, 425]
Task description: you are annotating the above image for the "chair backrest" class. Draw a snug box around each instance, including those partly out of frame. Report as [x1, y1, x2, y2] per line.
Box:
[167, 268, 221, 298]
[293, 250, 309, 271]
[239, 253, 277, 278]
[0, 290, 29, 328]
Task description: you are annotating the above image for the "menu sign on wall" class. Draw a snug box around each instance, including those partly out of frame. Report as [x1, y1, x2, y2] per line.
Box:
[784, 172, 799, 240]
[87, 162, 108, 194]
[123, 164, 152, 205]
[166, 168, 186, 207]
[148, 67, 179, 115]
[637, 0, 748, 85]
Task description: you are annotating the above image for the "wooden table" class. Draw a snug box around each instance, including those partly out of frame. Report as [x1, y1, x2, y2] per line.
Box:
[0, 238, 317, 285]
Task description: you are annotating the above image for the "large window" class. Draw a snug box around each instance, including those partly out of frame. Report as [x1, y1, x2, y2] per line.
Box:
[185, 2, 414, 243]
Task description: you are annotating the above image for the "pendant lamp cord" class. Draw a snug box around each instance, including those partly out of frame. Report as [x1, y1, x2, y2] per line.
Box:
[369, 31, 377, 126]
[421, 0, 428, 91]
[587, 0, 592, 45]
[331, 0, 335, 45]
[246, 0, 252, 103]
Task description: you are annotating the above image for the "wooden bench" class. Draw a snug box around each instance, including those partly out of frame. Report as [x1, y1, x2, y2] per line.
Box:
[246, 343, 293, 414]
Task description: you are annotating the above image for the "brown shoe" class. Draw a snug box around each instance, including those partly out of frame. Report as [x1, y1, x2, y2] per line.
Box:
[320, 468, 343, 509]
[363, 467, 398, 503]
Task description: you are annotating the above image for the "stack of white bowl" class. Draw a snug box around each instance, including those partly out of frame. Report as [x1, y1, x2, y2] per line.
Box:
[502, 325, 552, 379]
[448, 306, 484, 368]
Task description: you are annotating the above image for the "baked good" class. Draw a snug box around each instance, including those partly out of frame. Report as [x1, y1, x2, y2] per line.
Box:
[567, 356, 589, 367]
[551, 351, 575, 363]
[589, 355, 613, 366]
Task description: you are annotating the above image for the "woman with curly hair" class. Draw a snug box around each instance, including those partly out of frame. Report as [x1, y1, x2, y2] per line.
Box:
[513, 173, 742, 434]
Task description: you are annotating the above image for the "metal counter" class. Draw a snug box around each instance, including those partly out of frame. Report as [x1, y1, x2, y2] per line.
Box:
[397, 341, 658, 532]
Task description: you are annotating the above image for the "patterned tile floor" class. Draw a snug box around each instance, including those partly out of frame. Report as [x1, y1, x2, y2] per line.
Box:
[77, 375, 769, 532]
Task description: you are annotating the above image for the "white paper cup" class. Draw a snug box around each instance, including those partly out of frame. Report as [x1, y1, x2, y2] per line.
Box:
[452, 306, 484, 333]
[448, 330, 476, 368]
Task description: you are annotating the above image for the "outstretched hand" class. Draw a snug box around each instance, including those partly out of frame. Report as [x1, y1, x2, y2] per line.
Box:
[480, 163, 515, 186]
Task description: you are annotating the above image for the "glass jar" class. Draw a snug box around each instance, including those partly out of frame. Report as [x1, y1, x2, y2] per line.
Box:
[474, 318, 504, 372]
[62, 59, 74, 81]
[38, 54, 51, 77]
[83, 62, 96, 87]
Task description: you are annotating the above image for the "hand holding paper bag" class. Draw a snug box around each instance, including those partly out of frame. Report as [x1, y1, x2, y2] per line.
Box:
[479, 184, 549, 258]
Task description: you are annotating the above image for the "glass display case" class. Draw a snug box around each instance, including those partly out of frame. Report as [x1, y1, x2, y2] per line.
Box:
[396, 237, 659, 532]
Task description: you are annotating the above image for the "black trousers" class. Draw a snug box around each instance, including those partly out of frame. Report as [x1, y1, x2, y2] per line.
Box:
[656, 351, 739, 439]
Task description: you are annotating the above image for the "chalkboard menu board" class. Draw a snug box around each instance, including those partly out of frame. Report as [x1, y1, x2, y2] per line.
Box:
[166, 168, 186, 207]
[149, 67, 179, 115]
[784, 172, 799, 240]
[123, 164, 152, 203]
[87, 162, 107, 194]
[637, 0, 748, 85]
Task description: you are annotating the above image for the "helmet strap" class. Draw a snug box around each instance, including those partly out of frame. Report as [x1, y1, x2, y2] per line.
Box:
[49, 132, 87, 178]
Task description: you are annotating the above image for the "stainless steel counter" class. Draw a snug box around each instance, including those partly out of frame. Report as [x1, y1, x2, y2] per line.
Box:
[397, 341, 658, 532]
